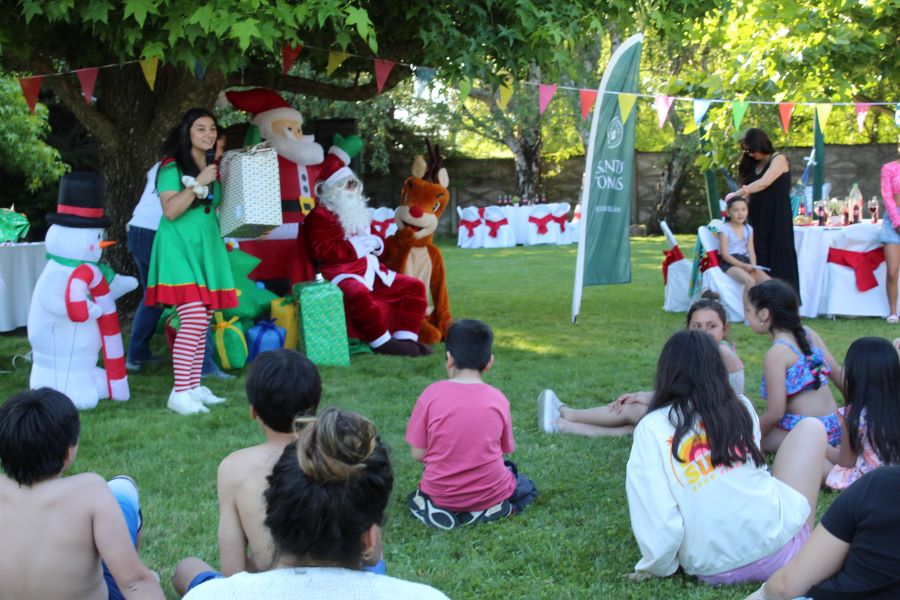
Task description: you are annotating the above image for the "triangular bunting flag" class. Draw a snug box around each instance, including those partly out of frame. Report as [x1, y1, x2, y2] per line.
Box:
[281, 43, 303, 74]
[18, 75, 42, 114]
[194, 59, 206, 80]
[731, 100, 749, 130]
[854, 103, 871, 133]
[373, 59, 395, 94]
[538, 84, 557, 114]
[682, 119, 699, 135]
[326, 51, 349, 76]
[458, 79, 472, 103]
[693, 99, 712, 125]
[75, 68, 99, 105]
[139, 58, 159, 91]
[895, 104, 900, 127]
[653, 95, 674, 128]
[815, 104, 832, 132]
[579, 89, 597, 120]
[498, 81, 513, 109]
[414, 67, 435, 98]
[618, 93, 637, 123]
[778, 103, 795, 133]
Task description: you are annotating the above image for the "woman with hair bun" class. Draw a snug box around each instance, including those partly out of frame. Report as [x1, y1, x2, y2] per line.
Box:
[183, 407, 449, 600]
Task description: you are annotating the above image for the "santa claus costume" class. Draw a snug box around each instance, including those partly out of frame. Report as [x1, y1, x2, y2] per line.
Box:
[303, 162, 430, 357]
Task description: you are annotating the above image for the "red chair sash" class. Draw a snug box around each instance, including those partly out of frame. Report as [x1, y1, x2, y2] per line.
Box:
[485, 218, 509, 238]
[661, 245, 685, 284]
[528, 213, 555, 234]
[700, 249, 719, 272]
[827, 246, 885, 292]
[550, 214, 568, 232]
[459, 218, 481, 237]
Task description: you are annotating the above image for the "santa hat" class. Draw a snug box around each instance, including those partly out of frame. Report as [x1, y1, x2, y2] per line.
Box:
[46, 172, 111, 228]
[317, 153, 356, 187]
[224, 88, 302, 127]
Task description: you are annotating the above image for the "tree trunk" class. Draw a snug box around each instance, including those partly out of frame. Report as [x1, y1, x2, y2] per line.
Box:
[649, 143, 692, 235]
[513, 125, 542, 200]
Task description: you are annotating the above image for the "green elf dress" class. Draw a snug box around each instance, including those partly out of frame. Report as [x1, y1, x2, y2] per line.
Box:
[145, 159, 238, 309]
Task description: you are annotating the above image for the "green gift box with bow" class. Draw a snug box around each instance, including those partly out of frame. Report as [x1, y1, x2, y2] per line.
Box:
[211, 311, 249, 370]
[291, 277, 350, 367]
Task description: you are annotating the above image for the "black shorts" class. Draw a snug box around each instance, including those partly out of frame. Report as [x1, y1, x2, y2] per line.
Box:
[721, 254, 750, 273]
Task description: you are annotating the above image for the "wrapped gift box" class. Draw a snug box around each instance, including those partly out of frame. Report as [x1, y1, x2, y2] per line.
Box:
[292, 277, 350, 366]
[211, 312, 248, 370]
[218, 143, 282, 238]
[246, 319, 286, 362]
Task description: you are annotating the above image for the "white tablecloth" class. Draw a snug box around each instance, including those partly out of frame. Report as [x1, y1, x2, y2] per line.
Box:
[793, 222, 880, 318]
[0, 242, 47, 331]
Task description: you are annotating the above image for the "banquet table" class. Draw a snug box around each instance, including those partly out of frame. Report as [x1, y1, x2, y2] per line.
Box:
[0, 242, 47, 332]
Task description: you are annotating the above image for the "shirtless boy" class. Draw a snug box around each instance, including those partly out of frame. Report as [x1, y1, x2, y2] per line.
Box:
[0, 388, 163, 600]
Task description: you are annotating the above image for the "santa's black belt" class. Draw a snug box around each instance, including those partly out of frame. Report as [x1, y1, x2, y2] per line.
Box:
[282, 200, 301, 212]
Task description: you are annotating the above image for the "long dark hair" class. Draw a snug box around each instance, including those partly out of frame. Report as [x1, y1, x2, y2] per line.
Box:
[160, 107, 218, 177]
[738, 127, 775, 183]
[747, 280, 823, 390]
[650, 330, 764, 468]
[843, 337, 900, 464]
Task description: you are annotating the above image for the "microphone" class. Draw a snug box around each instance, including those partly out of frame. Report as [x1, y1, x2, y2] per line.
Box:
[205, 147, 216, 166]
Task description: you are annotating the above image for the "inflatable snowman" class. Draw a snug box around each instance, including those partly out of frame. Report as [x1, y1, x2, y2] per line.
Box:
[27, 173, 138, 409]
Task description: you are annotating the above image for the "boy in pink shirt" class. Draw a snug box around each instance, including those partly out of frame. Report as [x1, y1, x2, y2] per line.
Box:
[405, 319, 537, 529]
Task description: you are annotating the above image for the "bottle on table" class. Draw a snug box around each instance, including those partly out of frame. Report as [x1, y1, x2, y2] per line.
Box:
[849, 183, 863, 224]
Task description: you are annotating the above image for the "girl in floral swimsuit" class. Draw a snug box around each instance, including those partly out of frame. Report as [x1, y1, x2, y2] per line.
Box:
[745, 280, 844, 462]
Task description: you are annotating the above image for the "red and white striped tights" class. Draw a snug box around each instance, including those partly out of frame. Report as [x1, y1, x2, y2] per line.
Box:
[173, 302, 213, 392]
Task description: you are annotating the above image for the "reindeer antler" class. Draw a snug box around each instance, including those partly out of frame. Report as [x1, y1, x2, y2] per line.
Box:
[424, 138, 444, 183]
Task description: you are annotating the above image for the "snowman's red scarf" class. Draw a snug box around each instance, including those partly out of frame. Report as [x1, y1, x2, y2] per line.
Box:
[65, 264, 129, 401]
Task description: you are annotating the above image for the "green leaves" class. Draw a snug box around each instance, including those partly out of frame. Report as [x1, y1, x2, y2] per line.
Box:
[230, 18, 260, 51]
[123, 0, 156, 28]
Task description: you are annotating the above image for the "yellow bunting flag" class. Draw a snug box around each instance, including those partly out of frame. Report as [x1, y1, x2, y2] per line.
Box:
[326, 51, 350, 76]
[815, 104, 832, 132]
[618, 93, 637, 123]
[139, 58, 159, 91]
[682, 120, 699, 135]
[498, 81, 513, 109]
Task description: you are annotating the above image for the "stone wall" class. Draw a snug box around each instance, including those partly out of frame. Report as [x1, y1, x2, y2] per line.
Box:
[363, 143, 897, 235]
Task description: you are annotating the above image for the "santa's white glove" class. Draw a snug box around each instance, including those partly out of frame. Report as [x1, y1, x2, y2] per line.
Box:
[181, 175, 209, 200]
[349, 234, 384, 258]
[369, 234, 384, 256]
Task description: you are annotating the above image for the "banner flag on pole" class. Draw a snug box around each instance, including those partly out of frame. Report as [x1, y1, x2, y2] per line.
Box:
[618, 92, 637, 123]
[653, 95, 674, 128]
[693, 99, 712, 125]
[854, 103, 871, 132]
[373, 59, 395, 94]
[139, 58, 159, 90]
[731, 99, 749, 130]
[76, 68, 99, 105]
[18, 76, 42, 114]
[815, 103, 832, 132]
[538, 84, 557, 114]
[778, 102, 795, 133]
[579, 89, 597, 120]
[572, 33, 644, 323]
[281, 43, 303, 74]
[326, 51, 349, 76]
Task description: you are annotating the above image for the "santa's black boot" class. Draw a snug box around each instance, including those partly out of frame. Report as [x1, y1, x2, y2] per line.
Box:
[372, 338, 422, 357]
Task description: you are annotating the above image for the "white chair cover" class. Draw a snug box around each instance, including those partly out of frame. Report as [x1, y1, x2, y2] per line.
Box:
[695, 223, 745, 322]
[821, 225, 892, 317]
[457, 206, 485, 248]
[482, 206, 515, 248]
[551, 202, 573, 245]
[370, 206, 398, 240]
[524, 205, 559, 246]
[660, 221, 691, 313]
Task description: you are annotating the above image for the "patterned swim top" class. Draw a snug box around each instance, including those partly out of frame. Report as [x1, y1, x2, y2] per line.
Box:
[761, 338, 830, 399]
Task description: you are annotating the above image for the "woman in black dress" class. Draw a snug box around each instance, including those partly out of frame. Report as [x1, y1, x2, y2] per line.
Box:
[725, 128, 800, 295]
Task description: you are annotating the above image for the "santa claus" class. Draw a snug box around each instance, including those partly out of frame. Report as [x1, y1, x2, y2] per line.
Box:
[224, 88, 362, 284]
[304, 162, 430, 357]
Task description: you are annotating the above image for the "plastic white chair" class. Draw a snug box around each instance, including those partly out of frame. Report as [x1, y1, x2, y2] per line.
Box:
[660, 221, 692, 313]
[481, 206, 515, 248]
[524, 205, 559, 246]
[694, 221, 745, 322]
[457, 206, 484, 248]
[821, 225, 892, 317]
[551, 202, 573, 245]
[370, 207, 397, 240]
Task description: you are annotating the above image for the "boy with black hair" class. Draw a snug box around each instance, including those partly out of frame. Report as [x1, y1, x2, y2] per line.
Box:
[405, 319, 537, 529]
[0, 388, 164, 600]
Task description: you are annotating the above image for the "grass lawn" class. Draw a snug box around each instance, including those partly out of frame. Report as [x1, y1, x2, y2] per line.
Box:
[0, 234, 888, 599]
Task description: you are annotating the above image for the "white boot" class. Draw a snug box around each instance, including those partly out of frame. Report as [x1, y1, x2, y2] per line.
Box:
[167, 388, 209, 415]
[191, 385, 226, 405]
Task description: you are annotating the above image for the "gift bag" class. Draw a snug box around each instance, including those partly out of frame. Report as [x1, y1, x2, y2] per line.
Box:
[292, 276, 350, 366]
[210, 312, 249, 370]
[0, 209, 30, 243]
[218, 142, 283, 238]
[246, 319, 286, 362]
[270, 297, 299, 350]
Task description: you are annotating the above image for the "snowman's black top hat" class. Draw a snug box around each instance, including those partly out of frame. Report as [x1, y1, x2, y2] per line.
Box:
[46, 172, 112, 228]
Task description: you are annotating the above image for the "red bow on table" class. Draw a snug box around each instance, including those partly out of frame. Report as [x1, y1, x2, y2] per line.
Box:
[370, 219, 393, 239]
[550, 214, 568, 232]
[661, 245, 685, 284]
[485, 218, 508, 238]
[459, 218, 481, 238]
[528, 213, 555, 234]
[827, 246, 885, 291]
[699, 250, 719, 272]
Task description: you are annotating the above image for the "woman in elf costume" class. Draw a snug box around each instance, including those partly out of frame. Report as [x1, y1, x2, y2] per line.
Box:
[146, 108, 238, 415]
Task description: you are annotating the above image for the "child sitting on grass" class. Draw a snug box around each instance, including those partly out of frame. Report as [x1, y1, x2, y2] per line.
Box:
[406, 319, 537, 529]
[718, 196, 770, 291]
[173, 349, 385, 595]
[538, 291, 744, 436]
[0, 387, 164, 600]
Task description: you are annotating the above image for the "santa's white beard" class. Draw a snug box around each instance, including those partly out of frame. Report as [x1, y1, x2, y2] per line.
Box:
[319, 188, 371, 237]
[269, 135, 325, 166]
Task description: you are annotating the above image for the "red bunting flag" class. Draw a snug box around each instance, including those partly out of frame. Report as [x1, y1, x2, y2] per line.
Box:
[373, 59, 395, 94]
[579, 89, 597, 120]
[538, 84, 557, 114]
[76, 68, 99, 105]
[18, 76, 42, 114]
[281, 43, 303, 74]
[778, 102, 795, 133]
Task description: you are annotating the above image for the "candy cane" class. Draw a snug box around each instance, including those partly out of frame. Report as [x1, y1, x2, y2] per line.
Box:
[65, 263, 129, 401]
